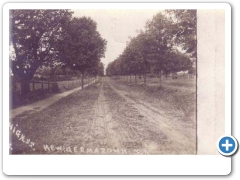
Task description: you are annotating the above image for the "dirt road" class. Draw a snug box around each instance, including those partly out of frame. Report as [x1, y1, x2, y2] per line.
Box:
[10, 77, 196, 155]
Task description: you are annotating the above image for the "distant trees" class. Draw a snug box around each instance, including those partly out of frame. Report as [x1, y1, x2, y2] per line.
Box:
[10, 10, 106, 95]
[86, 62, 105, 77]
[106, 10, 196, 83]
[97, 62, 105, 76]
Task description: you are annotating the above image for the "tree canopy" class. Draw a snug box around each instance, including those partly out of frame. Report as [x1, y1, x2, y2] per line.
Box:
[59, 16, 107, 88]
[10, 10, 72, 93]
[59, 17, 106, 73]
[10, 10, 107, 93]
[106, 10, 196, 82]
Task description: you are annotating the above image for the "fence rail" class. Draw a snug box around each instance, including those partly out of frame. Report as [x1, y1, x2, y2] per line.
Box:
[12, 77, 97, 93]
[30, 81, 56, 91]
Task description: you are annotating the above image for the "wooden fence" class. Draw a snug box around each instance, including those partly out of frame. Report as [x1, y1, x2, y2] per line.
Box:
[12, 77, 96, 93]
[29, 77, 94, 92]
[30, 81, 56, 91]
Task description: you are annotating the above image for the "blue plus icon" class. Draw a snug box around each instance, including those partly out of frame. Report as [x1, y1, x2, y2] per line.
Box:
[217, 136, 238, 156]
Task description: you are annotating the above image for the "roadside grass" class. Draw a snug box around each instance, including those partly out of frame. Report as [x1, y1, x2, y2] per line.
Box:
[10, 81, 101, 154]
[10, 89, 56, 110]
[114, 77, 196, 123]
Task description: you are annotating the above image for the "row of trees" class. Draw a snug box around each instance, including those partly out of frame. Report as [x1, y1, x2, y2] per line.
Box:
[10, 10, 107, 95]
[106, 10, 196, 83]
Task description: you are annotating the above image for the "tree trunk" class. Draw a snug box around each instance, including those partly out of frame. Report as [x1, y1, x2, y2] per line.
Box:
[50, 67, 54, 78]
[81, 72, 84, 89]
[143, 73, 147, 84]
[50, 65, 58, 79]
[159, 71, 162, 85]
[20, 80, 31, 96]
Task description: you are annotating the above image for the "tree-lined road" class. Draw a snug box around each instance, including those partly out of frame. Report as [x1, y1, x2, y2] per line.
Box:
[10, 78, 196, 155]
[9, 9, 196, 155]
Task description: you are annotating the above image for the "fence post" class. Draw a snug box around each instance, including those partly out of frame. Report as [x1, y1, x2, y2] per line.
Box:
[32, 81, 35, 91]
[41, 81, 44, 91]
[48, 81, 50, 90]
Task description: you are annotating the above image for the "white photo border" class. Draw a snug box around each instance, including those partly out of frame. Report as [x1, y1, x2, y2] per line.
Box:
[3, 2, 231, 175]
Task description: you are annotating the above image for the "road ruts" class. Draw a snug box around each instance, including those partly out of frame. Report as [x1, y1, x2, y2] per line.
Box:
[79, 80, 129, 154]
[107, 78, 196, 154]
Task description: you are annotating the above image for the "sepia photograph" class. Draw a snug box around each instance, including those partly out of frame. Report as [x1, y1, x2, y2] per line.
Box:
[9, 8, 197, 155]
[2, 1, 233, 175]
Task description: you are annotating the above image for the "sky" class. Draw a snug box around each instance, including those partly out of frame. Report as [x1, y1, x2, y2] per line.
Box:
[72, 9, 163, 69]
